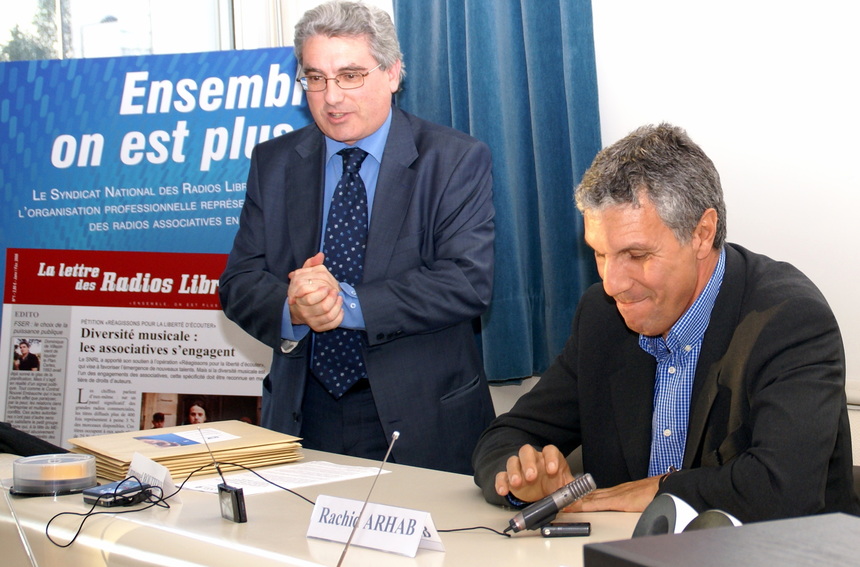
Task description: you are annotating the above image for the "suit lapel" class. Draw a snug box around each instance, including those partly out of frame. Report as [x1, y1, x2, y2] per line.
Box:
[364, 109, 418, 281]
[608, 324, 656, 479]
[284, 128, 326, 267]
[684, 245, 745, 469]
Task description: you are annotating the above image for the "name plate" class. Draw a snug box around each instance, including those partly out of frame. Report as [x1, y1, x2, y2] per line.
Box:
[128, 453, 180, 503]
[307, 494, 445, 557]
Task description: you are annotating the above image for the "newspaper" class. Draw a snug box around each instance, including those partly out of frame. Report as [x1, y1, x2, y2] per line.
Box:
[1, 248, 271, 448]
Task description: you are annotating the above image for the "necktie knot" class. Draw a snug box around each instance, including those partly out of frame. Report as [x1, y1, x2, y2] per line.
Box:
[338, 147, 368, 174]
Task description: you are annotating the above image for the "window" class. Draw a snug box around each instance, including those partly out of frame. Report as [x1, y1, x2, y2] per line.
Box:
[2, 0, 231, 61]
[1, 0, 393, 61]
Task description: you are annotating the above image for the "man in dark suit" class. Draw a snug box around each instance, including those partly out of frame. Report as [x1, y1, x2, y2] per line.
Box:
[220, 0, 495, 475]
[473, 123, 860, 522]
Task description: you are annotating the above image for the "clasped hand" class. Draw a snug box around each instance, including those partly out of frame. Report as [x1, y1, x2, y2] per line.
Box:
[288, 252, 344, 332]
[495, 444, 662, 513]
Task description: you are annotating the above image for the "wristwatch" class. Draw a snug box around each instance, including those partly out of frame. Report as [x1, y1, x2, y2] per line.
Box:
[505, 492, 532, 509]
[280, 339, 299, 353]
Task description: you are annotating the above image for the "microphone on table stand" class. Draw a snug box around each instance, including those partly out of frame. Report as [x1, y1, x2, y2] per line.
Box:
[337, 431, 400, 567]
[504, 473, 596, 533]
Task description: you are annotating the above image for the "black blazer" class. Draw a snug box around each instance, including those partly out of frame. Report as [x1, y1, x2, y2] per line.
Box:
[220, 107, 496, 474]
[473, 244, 860, 521]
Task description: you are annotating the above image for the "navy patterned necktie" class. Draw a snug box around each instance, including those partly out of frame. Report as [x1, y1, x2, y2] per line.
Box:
[312, 147, 369, 398]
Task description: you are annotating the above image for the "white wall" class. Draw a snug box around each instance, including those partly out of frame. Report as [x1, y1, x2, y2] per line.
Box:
[591, 1, 860, 386]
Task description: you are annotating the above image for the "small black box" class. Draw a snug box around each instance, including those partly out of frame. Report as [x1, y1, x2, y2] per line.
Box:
[83, 479, 151, 507]
[218, 483, 247, 523]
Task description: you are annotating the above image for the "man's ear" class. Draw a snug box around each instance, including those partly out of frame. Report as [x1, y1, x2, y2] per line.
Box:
[693, 208, 718, 258]
[386, 59, 402, 93]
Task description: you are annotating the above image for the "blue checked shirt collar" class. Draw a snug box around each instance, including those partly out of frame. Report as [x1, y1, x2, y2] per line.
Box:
[640, 247, 726, 358]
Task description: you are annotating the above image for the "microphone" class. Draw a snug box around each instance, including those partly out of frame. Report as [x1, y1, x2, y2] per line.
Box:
[504, 473, 596, 533]
[337, 431, 400, 567]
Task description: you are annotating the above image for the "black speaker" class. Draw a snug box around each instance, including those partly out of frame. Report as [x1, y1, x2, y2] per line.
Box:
[632, 493, 699, 537]
[684, 508, 741, 531]
[632, 493, 742, 537]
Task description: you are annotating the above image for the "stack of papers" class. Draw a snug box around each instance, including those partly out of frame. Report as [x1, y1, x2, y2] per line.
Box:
[68, 420, 302, 481]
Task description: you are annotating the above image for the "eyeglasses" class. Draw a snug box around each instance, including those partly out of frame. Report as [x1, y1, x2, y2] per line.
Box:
[297, 64, 382, 92]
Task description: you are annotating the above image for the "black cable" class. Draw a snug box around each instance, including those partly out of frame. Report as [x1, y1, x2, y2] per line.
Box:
[159, 463, 217, 500]
[437, 525, 511, 537]
[215, 462, 511, 538]
[216, 461, 315, 505]
[44, 461, 508, 548]
[45, 464, 217, 548]
[45, 476, 168, 548]
[217, 462, 511, 537]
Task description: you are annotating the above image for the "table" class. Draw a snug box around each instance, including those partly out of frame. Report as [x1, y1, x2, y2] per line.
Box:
[1, 450, 639, 566]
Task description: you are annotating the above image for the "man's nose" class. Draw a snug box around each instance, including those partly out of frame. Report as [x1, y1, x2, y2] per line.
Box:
[323, 81, 346, 104]
[600, 257, 630, 298]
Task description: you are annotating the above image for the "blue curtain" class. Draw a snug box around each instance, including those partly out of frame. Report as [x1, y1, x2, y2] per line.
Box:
[393, 0, 601, 382]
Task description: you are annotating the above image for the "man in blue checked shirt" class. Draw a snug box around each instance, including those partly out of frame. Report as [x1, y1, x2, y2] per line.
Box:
[473, 123, 860, 522]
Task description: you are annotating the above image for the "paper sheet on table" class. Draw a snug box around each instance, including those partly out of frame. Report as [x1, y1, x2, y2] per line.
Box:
[183, 461, 390, 495]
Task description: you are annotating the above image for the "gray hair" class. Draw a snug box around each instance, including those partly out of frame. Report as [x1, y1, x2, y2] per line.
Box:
[294, 0, 406, 85]
[575, 123, 726, 248]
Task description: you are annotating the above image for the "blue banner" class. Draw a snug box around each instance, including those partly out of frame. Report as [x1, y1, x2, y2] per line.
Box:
[0, 48, 312, 298]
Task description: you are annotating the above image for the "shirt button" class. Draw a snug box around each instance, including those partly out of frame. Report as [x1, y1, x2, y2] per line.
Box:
[663, 429, 672, 437]
[684, 345, 692, 352]
[668, 366, 676, 374]
[349, 302, 357, 309]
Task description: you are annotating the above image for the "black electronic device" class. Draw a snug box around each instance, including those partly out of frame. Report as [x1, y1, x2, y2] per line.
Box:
[82, 479, 152, 507]
[218, 483, 247, 523]
[541, 521, 591, 538]
[199, 427, 247, 523]
[505, 473, 597, 533]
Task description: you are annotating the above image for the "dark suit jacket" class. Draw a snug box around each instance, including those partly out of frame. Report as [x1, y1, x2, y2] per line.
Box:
[220, 107, 496, 474]
[473, 244, 860, 522]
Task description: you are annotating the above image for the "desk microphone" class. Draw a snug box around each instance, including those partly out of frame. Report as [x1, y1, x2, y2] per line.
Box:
[504, 473, 596, 533]
[337, 431, 400, 567]
[199, 427, 247, 523]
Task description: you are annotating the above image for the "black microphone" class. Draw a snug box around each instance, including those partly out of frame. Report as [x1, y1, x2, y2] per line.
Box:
[504, 473, 596, 533]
